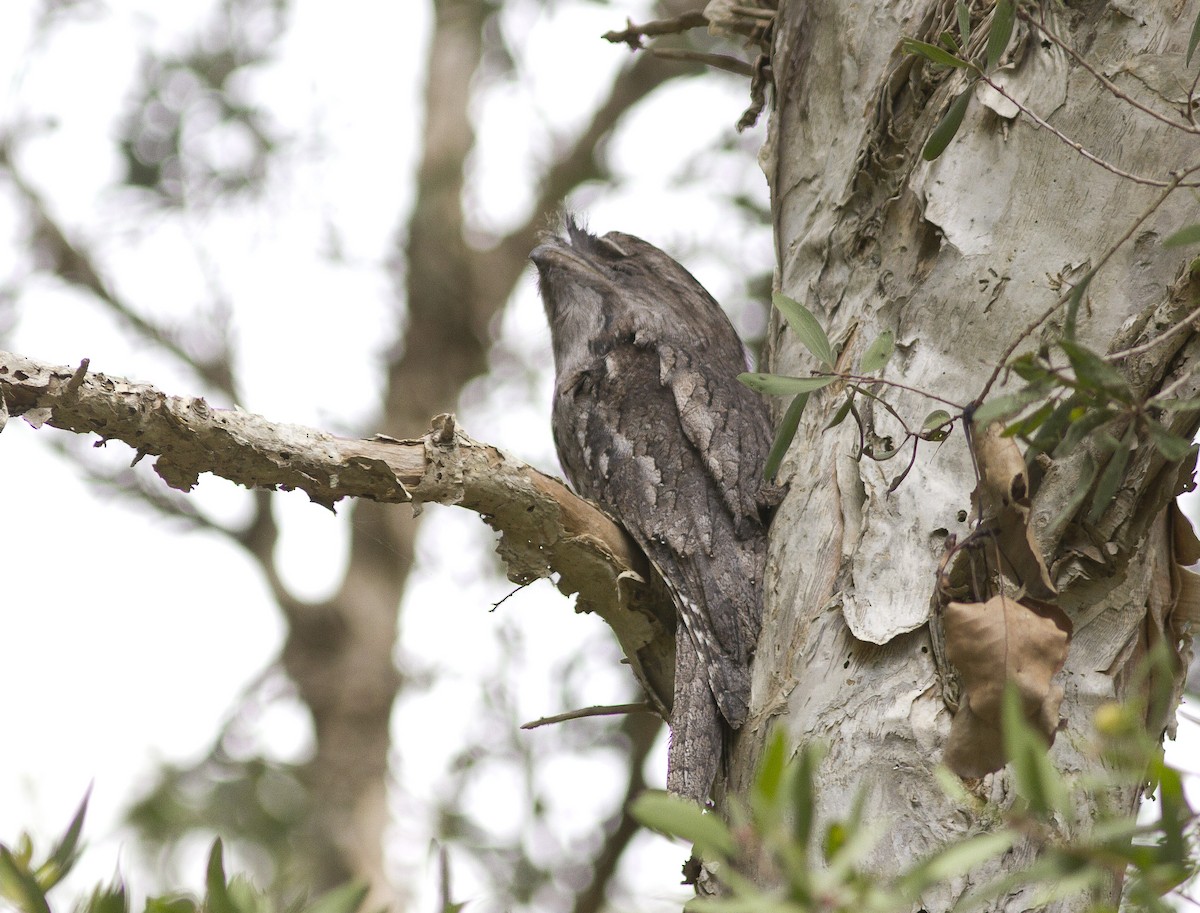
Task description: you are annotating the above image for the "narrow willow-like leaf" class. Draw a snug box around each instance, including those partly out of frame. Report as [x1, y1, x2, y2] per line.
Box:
[1005, 400, 1055, 438]
[902, 37, 971, 69]
[631, 792, 735, 859]
[1189, 7, 1200, 65]
[898, 831, 1017, 898]
[1150, 394, 1200, 411]
[1002, 686, 1066, 820]
[0, 848, 52, 913]
[304, 882, 370, 913]
[1063, 269, 1094, 340]
[860, 330, 895, 373]
[146, 898, 198, 913]
[772, 293, 836, 366]
[1057, 406, 1118, 455]
[204, 841, 239, 913]
[1146, 420, 1195, 462]
[956, 0, 971, 48]
[739, 372, 836, 396]
[923, 88, 972, 161]
[764, 392, 809, 480]
[986, 0, 1015, 71]
[970, 386, 1046, 428]
[825, 395, 854, 430]
[1164, 223, 1200, 247]
[47, 790, 89, 878]
[1088, 428, 1135, 521]
[1060, 339, 1131, 401]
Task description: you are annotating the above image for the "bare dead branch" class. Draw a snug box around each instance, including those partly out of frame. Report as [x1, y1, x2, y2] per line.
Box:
[520, 702, 654, 730]
[650, 46, 754, 77]
[0, 349, 677, 715]
[602, 11, 709, 49]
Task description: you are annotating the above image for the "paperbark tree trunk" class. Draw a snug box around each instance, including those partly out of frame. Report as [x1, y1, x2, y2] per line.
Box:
[731, 1, 1200, 907]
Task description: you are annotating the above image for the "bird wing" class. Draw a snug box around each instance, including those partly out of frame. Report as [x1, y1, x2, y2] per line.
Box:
[552, 341, 766, 727]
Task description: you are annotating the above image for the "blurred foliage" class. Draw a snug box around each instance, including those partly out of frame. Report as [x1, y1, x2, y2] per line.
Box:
[117, 0, 289, 207]
[1, 793, 369, 913]
[125, 749, 310, 909]
[634, 682, 1198, 912]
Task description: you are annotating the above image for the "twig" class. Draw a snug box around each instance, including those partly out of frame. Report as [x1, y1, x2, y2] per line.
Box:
[834, 372, 968, 411]
[729, 6, 776, 20]
[979, 76, 1197, 189]
[978, 165, 1200, 403]
[520, 702, 654, 730]
[64, 358, 90, 394]
[491, 580, 533, 611]
[1107, 298, 1200, 363]
[1018, 10, 1196, 135]
[602, 12, 709, 49]
[650, 47, 754, 77]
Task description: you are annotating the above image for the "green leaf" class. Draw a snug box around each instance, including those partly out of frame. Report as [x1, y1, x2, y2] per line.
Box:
[970, 387, 1046, 428]
[1052, 451, 1097, 530]
[1009, 352, 1054, 385]
[739, 373, 836, 396]
[1150, 394, 1200, 411]
[902, 38, 971, 69]
[921, 409, 953, 441]
[1145, 420, 1194, 462]
[751, 732, 790, 834]
[923, 88, 972, 161]
[1001, 686, 1068, 820]
[859, 330, 895, 373]
[145, 898, 197, 913]
[1059, 339, 1131, 400]
[956, 0, 971, 47]
[772, 294, 836, 366]
[1155, 765, 1191, 870]
[825, 395, 854, 430]
[1063, 269, 1095, 340]
[0, 847, 52, 913]
[1005, 400, 1055, 438]
[40, 789, 89, 890]
[1056, 406, 1118, 455]
[986, 0, 1015, 71]
[630, 792, 735, 860]
[898, 831, 1017, 897]
[304, 883, 369, 913]
[85, 883, 129, 913]
[1027, 398, 1077, 455]
[204, 841, 240, 913]
[1088, 428, 1135, 521]
[791, 743, 825, 849]
[1164, 223, 1200, 247]
[1188, 7, 1200, 65]
[764, 392, 809, 481]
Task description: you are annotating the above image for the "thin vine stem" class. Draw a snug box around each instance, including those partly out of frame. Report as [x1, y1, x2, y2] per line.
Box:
[978, 75, 1198, 188]
[1019, 10, 1196, 135]
[977, 164, 1200, 404]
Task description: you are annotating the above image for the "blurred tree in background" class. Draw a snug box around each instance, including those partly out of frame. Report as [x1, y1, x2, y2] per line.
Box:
[0, 1, 771, 911]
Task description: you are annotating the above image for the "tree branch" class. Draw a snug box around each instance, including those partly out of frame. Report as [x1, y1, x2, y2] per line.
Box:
[0, 349, 676, 716]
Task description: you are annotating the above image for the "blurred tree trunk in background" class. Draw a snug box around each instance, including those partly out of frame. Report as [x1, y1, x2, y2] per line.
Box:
[3, 0, 765, 909]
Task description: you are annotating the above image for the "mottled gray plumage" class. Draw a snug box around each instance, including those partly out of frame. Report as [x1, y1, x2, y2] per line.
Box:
[531, 219, 771, 802]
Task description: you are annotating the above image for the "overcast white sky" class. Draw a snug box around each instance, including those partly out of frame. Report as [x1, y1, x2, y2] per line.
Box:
[0, 2, 777, 910]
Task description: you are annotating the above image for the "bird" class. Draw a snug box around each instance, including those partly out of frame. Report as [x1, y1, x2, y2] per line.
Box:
[530, 218, 772, 802]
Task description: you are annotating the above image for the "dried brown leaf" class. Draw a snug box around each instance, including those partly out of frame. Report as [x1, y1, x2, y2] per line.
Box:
[942, 595, 1071, 776]
[973, 422, 1057, 598]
